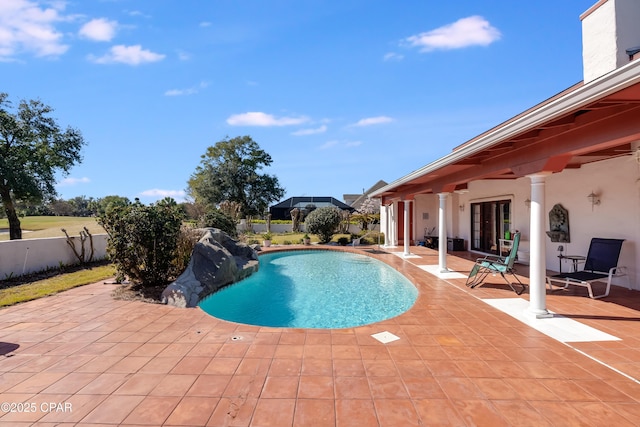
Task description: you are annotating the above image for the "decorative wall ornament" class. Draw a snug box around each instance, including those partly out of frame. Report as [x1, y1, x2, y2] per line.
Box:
[546, 203, 570, 243]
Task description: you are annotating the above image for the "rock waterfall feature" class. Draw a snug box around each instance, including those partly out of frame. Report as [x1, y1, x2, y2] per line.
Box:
[162, 228, 259, 308]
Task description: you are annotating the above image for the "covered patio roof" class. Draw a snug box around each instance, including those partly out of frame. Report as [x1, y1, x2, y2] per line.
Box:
[372, 58, 640, 202]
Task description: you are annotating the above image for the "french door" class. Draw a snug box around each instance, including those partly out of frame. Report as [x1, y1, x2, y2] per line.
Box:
[471, 199, 511, 254]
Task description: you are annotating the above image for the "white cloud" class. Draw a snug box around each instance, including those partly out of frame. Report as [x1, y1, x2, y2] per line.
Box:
[90, 44, 165, 65]
[0, 0, 69, 59]
[352, 116, 394, 127]
[164, 81, 209, 96]
[79, 18, 117, 42]
[227, 112, 309, 127]
[405, 16, 501, 52]
[127, 10, 149, 18]
[199, 22, 212, 27]
[58, 176, 90, 186]
[319, 140, 361, 150]
[383, 52, 404, 61]
[292, 125, 327, 136]
[319, 140, 339, 150]
[139, 189, 186, 201]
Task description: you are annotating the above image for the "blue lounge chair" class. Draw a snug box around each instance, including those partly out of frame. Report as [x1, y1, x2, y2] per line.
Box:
[547, 238, 626, 299]
[466, 232, 526, 295]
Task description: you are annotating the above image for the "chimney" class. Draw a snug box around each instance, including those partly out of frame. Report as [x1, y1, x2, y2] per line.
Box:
[581, 0, 640, 83]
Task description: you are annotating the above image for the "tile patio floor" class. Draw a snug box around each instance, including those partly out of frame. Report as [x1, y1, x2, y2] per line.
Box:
[1, 245, 640, 426]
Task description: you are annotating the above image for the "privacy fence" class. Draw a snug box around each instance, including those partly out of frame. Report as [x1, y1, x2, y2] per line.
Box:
[0, 234, 108, 279]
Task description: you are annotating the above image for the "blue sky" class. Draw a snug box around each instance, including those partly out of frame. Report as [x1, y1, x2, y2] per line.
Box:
[2, 0, 596, 205]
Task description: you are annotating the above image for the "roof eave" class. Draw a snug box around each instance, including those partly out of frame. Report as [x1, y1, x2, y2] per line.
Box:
[371, 59, 640, 198]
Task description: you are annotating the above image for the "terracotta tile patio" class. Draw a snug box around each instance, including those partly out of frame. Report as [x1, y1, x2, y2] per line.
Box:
[1, 245, 640, 426]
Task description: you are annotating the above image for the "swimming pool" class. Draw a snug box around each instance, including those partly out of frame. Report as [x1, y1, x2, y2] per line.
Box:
[198, 250, 418, 328]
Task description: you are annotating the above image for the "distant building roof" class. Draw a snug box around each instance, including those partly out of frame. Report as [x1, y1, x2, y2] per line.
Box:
[344, 180, 388, 211]
[269, 196, 355, 219]
[271, 196, 353, 210]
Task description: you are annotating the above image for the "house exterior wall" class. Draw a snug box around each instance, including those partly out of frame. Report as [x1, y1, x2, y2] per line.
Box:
[582, 0, 640, 83]
[381, 155, 639, 290]
[455, 155, 639, 289]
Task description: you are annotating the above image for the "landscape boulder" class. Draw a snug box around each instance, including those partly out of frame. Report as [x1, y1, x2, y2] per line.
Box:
[161, 228, 259, 307]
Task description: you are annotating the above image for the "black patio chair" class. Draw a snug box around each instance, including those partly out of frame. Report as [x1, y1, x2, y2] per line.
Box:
[466, 232, 526, 295]
[546, 238, 626, 299]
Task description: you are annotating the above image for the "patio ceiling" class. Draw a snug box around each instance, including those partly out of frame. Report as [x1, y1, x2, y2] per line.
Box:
[375, 60, 640, 203]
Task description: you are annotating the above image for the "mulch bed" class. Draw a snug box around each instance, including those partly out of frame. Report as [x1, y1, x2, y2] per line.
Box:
[109, 282, 166, 304]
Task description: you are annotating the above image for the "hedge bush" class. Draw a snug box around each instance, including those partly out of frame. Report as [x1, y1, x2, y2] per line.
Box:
[99, 199, 184, 286]
[198, 209, 237, 237]
[305, 207, 342, 243]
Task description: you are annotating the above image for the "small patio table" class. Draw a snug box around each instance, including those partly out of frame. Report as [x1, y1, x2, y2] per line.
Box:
[558, 254, 586, 273]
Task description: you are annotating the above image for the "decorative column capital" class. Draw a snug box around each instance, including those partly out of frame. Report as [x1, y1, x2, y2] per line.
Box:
[526, 171, 552, 183]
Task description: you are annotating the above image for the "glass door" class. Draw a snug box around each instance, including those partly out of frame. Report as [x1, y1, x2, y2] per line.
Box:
[470, 199, 511, 254]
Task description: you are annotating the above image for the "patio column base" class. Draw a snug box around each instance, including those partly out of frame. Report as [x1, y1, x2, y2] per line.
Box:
[523, 308, 553, 319]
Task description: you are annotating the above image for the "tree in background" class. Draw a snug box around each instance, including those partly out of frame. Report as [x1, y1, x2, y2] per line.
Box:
[187, 136, 285, 219]
[351, 197, 381, 231]
[0, 93, 86, 239]
[94, 195, 131, 217]
[67, 195, 95, 217]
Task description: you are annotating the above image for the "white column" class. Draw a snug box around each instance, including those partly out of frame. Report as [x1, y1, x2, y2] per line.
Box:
[527, 173, 552, 318]
[403, 200, 411, 256]
[391, 203, 397, 246]
[438, 193, 449, 272]
[383, 204, 391, 248]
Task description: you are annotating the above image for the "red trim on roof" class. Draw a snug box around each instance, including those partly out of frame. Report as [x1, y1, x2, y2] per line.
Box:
[580, 0, 610, 21]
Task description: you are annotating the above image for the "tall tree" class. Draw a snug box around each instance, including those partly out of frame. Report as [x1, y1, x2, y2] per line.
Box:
[95, 195, 131, 217]
[188, 136, 285, 218]
[0, 93, 86, 239]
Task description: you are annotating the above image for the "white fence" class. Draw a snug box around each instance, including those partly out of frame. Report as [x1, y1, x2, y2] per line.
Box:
[237, 222, 372, 235]
[0, 234, 108, 279]
[1, 224, 381, 279]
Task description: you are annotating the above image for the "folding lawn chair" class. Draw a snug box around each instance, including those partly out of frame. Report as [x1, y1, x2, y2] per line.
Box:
[466, 232, 526, 295]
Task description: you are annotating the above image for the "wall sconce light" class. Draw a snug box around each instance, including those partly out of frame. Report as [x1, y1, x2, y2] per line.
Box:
[459, 204, 465, 212]
[587, 191, 600, 210]
[524, 198, 531, 209]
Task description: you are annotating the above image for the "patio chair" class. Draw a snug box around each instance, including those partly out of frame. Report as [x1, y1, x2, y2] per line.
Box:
[466, 232, 526, 295]
[546, 238, 626, 299]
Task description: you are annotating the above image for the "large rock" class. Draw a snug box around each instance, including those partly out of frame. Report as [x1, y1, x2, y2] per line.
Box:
[162, 228, 259, 307]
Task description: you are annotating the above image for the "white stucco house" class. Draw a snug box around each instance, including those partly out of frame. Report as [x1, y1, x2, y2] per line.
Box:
[372, 0, 640, 317]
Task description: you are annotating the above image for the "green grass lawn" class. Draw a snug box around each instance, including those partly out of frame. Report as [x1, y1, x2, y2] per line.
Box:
[0, 216, 106, 241]
[0, 264, 116, 307]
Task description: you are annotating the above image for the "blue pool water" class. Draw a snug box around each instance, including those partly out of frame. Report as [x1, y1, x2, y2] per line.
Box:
[198, 250, 418, 329]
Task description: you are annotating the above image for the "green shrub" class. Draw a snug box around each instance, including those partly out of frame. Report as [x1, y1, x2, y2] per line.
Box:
[337, 236, 350, 246]
[198, 209, 237, 237]
[170, 225, 202, 278]
[99, 198, 183, 286]
[305, 207, 342, 243]
[361, 231, 385, 245]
